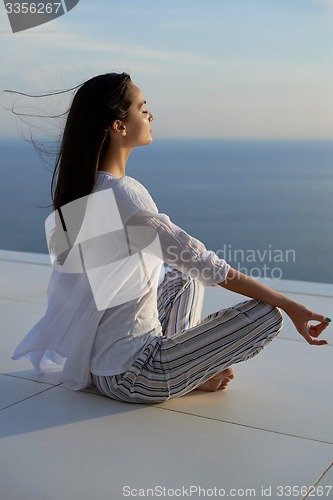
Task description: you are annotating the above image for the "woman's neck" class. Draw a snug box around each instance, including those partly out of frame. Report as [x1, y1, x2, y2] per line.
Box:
[98, 145, 133, 178]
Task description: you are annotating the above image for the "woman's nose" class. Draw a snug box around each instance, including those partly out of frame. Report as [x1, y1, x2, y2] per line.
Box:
[149, 112, 154, 122]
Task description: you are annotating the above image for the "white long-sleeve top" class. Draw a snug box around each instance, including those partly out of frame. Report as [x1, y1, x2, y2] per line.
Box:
[12, 172, 230, 390]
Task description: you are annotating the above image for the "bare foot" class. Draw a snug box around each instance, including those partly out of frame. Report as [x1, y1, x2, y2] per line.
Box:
[194, 368, 234, 392]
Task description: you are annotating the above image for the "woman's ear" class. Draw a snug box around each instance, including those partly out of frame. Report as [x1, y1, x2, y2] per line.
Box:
[111, 120, 126, 136]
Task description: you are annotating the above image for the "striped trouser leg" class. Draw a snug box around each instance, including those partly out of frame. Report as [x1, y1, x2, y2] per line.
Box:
[93, 282, 283, 404]
[157, 299, 283, 399]
[157, 263, 205, 336]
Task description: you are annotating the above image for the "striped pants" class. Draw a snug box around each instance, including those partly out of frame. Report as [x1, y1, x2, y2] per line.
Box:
[92, 265, 283, 404]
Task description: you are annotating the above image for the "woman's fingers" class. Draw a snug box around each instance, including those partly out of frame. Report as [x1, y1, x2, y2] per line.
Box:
[310, 312, 330, 323]
[300, 319, 329, 345]
[301, 332, 328, 346]
[284, 302, 330, 346]
[309, 322, 329, 337]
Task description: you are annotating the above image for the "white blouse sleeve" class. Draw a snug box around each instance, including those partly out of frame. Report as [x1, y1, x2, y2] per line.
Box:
[126, 210, 230, 287]
[103, 176, 230, 287]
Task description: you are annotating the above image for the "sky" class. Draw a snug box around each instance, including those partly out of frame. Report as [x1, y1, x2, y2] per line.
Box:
[1, 0, 333, 140]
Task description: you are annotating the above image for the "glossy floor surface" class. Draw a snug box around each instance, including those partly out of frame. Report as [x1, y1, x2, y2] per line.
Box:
[0, 250, 332, 500]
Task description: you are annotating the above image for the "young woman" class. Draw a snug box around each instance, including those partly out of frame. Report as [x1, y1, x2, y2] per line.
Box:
[12, 72, 330, 403]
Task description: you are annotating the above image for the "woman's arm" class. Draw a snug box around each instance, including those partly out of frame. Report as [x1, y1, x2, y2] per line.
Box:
[219, 267, 330, 346]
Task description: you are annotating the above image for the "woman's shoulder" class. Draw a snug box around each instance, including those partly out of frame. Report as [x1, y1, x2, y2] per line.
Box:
[94, 172, 158, 213]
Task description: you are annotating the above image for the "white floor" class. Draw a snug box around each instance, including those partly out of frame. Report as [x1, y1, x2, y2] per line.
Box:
[0, 250, 332, 500]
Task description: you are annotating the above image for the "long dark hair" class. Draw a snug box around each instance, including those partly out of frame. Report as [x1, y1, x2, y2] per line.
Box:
[52, 72, 132, 212]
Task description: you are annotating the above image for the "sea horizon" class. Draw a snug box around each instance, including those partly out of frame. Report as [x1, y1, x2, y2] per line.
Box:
[1, 137, 333, 284]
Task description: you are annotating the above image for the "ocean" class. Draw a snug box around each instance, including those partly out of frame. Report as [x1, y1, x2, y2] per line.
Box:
[1, 138, 332, 284]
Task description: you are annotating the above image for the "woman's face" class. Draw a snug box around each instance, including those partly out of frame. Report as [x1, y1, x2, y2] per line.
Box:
[122, 82, 154, 147]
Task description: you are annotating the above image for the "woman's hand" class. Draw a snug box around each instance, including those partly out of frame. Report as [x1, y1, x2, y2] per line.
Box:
[282, 301, 330, 346]
[219, 267, 330, 345]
